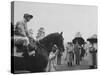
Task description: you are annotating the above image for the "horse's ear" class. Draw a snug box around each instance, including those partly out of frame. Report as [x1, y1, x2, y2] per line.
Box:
[60, 32, 63, 35]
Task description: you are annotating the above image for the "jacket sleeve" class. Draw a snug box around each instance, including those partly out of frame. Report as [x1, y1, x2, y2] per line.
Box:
[24, 24, 29, 37]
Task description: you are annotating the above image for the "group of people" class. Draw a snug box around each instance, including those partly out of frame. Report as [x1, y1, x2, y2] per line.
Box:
[48, 32, 97, 69]
[64, 33, 97, 69]
[65, 42, 85, 66]
[12, 13, 97, 71]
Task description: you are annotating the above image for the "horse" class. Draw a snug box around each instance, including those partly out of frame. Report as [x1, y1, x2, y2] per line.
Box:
[12, 32, 65, 73]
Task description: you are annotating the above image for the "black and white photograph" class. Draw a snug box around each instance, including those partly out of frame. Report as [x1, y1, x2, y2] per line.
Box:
[11, 1, 98, 74]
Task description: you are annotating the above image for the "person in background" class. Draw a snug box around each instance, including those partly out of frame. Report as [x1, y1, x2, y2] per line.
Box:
[36, 27, 45, 41]
[80, 44, 86, 61]
[74, 42, 81, 65]
[87, 34, 97, 69]
[72, 32, 85, 65]
[65, 42, 74, 66]
[66, 42, 74, 66]
[47, 45, 59, 72]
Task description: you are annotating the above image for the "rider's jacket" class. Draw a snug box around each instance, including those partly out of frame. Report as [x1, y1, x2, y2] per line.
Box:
[15, 20, 28, 37]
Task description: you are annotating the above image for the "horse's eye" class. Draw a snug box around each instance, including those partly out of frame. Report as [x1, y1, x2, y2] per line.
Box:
[62, 38, 64, 41]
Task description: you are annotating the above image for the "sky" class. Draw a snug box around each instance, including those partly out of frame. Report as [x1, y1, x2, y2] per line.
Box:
[13, 1, 97, 42]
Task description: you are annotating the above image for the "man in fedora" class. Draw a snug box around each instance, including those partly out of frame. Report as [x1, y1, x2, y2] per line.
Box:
[87, 34, 97, 69]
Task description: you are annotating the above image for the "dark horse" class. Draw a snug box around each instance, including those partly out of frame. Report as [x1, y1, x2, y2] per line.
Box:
[11, 32, 65, 73]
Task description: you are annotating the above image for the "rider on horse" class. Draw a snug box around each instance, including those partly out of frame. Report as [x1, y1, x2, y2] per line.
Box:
[14, 13, 33, 56]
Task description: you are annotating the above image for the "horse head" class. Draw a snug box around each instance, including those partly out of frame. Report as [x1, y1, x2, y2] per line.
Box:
[53, 32, 65, 53]
[39, 32, 65, 54]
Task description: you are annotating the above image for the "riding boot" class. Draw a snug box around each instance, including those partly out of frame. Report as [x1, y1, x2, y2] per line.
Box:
[22, 46, 29, 57]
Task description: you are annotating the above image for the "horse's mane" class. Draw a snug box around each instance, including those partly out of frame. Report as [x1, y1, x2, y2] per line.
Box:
[37, 32, 60, 53]
[39, 32, 60, 43]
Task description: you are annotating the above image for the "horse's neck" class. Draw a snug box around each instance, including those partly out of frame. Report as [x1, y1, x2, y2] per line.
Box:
[36, 41, 52, 59]
[39, 39, 53, 53]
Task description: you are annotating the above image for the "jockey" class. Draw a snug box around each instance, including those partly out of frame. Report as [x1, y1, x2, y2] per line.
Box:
[14, 13, 33, 56]
[14, 13, 33, 46]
